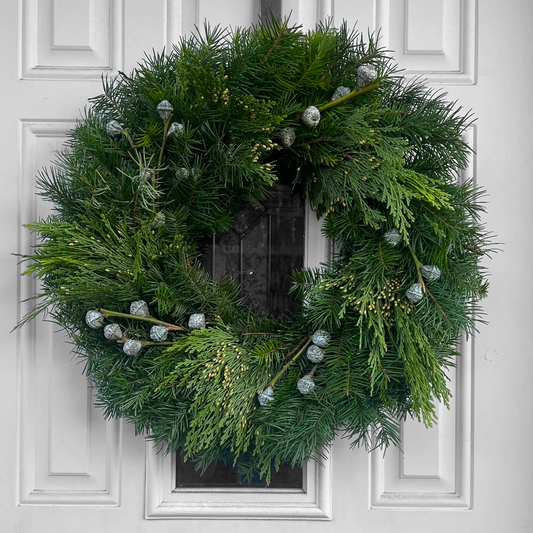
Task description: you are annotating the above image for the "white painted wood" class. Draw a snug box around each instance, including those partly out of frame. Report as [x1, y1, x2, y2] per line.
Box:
[20, 0, 125, 79]
[52, 0, 92, 50]
[2, 0, 533, 530]
[17, 121, 122, 506]
[145, 442, 332, 519]
[304, 203, 331, 270]
[404, 0, 445, 54]
[165, 0, 199, 50]
[330, 0, 376, 32]
[198, 0, 261, 29]
[375, 0, 477, 84]
[370, 335, 473, 509]
[282, 0, 320, 30]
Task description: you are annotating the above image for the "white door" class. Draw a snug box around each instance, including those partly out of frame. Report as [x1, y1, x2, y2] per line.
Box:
[2, 0, 532, 531]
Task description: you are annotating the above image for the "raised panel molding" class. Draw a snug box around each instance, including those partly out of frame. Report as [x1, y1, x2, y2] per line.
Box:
[370, 335, 473, 509]
[145, 442, 332, 519]
[165, 0, 199, 50]
[17, 121, 122, 506]
[460, 126, 477, 185]
[289, 0, 477, 85]
[165, 0, 261, 50]
[375, 0, 477, 84]
[197, 0, 261, 30]
[20, 0, 124, 79]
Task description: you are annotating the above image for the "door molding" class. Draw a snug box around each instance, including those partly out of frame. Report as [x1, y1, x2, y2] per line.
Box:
[145, 443, 332, 519]
[369, 335, 473, 509]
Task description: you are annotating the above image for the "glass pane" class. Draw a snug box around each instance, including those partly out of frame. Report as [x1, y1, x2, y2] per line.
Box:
[201, 182, 305, 317]
[176, 183, 305, 488]
[176, 453, 303, 489]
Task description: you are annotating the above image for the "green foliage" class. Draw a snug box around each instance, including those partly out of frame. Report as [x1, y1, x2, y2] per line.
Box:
[18, 18, 493, 482]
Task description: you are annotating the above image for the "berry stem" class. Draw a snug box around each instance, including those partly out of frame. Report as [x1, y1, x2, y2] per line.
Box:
[99, 308, 188, 331]
[269, 338, 312, 388]
[309, 364, 319, 377]
[318, 83, 379, 113]
[405, 241, 426, 289]
[156, 117, 172, 180]
[404, 245, 452, 325]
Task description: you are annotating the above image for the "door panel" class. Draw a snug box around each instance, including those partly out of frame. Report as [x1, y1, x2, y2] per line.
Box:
[2, 0, 532, 531]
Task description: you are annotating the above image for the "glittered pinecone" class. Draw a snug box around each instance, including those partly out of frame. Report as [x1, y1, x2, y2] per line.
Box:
[104, 323, 123, 340]
[106, 120, 123, 136]
[150, 211, 165, 229]
[384, 228, 402, 246]
[297, 375, 316, 395]
[130, 300, 150, 317]
[302, 106, 321, 127]
[307, 345, 325, 363]
[176, 168, 190, 180]
[150, 325, 168, 342]
[312, 330, 331, 348]
[279, 127, 296, 147]
[406, 283, 424, 304]
[156, 100, 173, 121]
[167, 122, 184, 136]
[331, 86, 351, 101]
[357, 64, 378, 87]
[85, 310, 104, 329]
[123, 339, 142, 356]
[258, 386, 275, 406]
[188, 313, 206, 330]
[421, 265, 441, 283]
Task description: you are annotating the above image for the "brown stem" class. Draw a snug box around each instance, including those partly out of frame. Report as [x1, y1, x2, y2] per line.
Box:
[421, 204, 458, 233]
[346, 362, 351, 397]
[297, 137, 328, 149]
[262, 22, 287, 64]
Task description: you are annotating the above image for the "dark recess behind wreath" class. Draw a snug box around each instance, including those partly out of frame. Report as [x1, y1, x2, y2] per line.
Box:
[201, 182, 305, 318]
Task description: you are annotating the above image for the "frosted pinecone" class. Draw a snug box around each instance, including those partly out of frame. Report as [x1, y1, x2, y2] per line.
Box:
[297, 375, 316, 395]
[258, 386, 275, 406]
[406, 283, 424, 304]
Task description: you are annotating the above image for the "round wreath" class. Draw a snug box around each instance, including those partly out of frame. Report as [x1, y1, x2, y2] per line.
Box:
[21, 20, 491, 481]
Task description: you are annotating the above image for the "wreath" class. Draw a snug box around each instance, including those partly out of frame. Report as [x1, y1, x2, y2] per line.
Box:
[20, 19, 492, 482]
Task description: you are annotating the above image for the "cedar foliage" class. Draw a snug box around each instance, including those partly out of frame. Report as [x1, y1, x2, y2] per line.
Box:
[19, 18, 493, 481]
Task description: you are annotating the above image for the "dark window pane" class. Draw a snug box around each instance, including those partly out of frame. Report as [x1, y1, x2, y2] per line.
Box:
[201, 182, 305, 317]
[176, 183, 305, 489]
[175, 453, 303, 489]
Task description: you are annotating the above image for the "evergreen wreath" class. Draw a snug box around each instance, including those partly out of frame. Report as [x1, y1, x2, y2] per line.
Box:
[19, 19, 492, 482]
